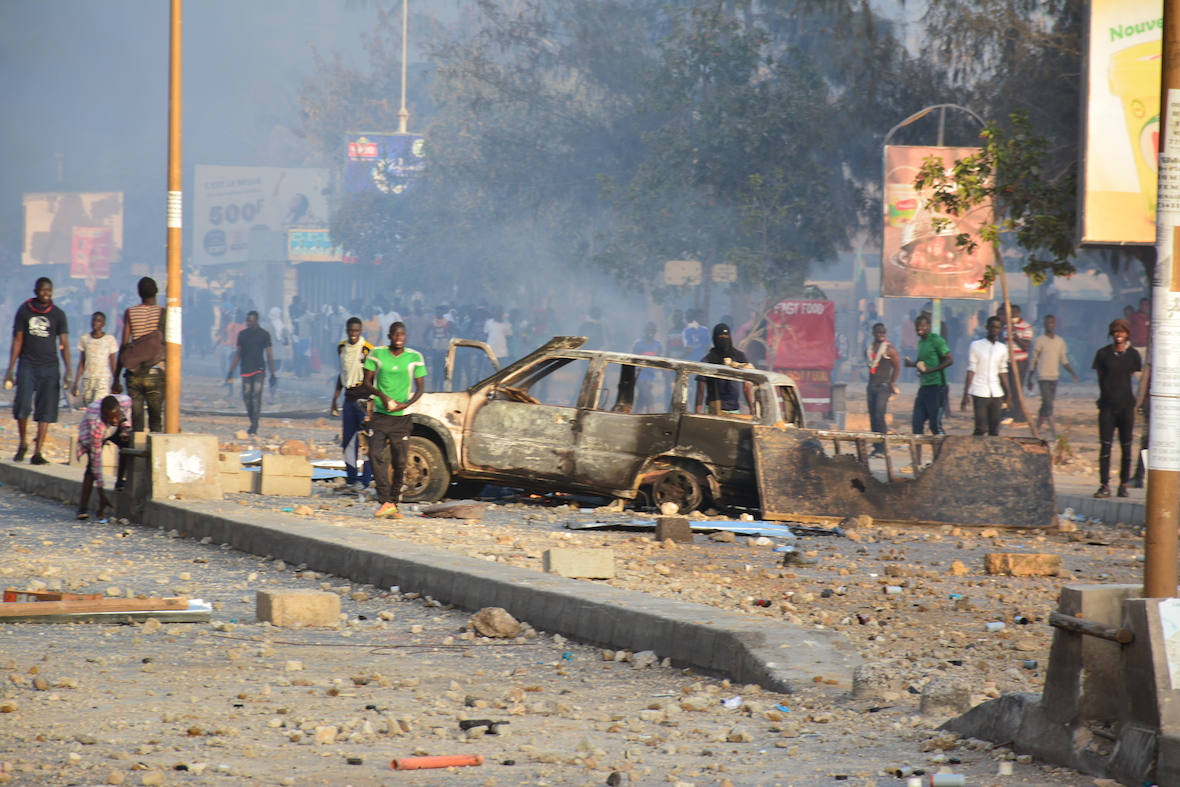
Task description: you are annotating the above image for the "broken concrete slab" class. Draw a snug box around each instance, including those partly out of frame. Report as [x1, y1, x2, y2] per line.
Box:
[421, 500, 487, 520]
[256, 590, 340, 627]
[984, 553, 1063, 577]
[543, 548, 615, 579]
[654, 516, 693, 543]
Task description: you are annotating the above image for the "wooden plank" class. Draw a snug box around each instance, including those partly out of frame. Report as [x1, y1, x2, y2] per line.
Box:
[0, 597, 187, 618]
[3, 589, 103, 603]
[1049, 611, 1135, 644]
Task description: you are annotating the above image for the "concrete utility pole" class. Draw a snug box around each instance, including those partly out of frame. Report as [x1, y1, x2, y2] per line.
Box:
[397, 0, 410, 134]
[1145, 0, 1180, 598]
[164, 0, 184, 433]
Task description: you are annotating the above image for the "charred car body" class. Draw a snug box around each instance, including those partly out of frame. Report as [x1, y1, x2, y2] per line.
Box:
[399, 337, 806, 512]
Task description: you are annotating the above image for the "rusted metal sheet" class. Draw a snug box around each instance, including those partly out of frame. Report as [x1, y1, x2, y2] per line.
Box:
[753, 427, 1056, 528]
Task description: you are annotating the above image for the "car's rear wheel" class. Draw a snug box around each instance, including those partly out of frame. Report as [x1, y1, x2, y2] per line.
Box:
[402, 436, 451, 503]
[650, 467, 706, 514]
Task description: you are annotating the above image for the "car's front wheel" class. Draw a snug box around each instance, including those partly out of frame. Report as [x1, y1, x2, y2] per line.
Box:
[402, 436, 451, 503]
[650, 467, 706, 514]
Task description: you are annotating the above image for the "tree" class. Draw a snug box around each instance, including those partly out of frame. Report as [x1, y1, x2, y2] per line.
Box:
[915, 110, 1077, 438]
[597, 3, 856, 300]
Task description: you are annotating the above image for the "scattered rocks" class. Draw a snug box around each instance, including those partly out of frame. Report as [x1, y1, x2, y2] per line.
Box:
[708, 531, 735, 543]
[278, 439, 309, 456]
[984, 553, 1063, 577]
[421, 500, 487, 520]
[470, 607, 522, 639]
[919, 677, 973, 716]
[851, 663, 903, 701]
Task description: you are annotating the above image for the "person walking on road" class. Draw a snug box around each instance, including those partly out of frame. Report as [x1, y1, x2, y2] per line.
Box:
[73, 311, 118, 407]
[962, 316, 1010, 436]
[112, 277, 166, 432]
[998, 304, 1033, 425]
[1026, 314, 1077, 437]
[903, 314, 952, 436]
[4, 277, 71, 464]
[330, 317, 374, 491]
[75, 394, 131, 520]
[425, 306, 454, 391]
[224, 311, 275, 437]
[1091, 318, 1142, 499]
[362, 322, 427, 519]
[864, 323, 899, 456]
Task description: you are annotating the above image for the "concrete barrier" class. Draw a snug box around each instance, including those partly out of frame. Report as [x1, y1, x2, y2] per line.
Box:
[0, 459, 860, 693]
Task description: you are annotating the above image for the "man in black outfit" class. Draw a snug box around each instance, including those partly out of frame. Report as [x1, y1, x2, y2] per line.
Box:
[4, 277, 71, 464]
[224, 311, 275, 436]
[1092, 318, 1142, 499]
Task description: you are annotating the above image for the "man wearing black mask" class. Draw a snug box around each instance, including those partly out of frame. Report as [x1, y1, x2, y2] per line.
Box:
[695, 324, 755, 414]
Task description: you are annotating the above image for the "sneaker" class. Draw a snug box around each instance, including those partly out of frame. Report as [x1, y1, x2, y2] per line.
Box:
[113, 481, 126, 492]
[30, 453, 49, 465]
[1000, 417, 1014, 426]
[75, 508, 89, 521]
[374, 502, 403, 519]
[1093, 484, 1111, 499]
[1127, 477, 1144, 489]
[1011, 421, 1028, 428]
[13, 444, 27, 462]
[1117, 483, 1129, 498]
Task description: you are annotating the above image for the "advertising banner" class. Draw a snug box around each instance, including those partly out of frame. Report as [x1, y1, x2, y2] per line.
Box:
[1081, 0, 1162, 244]
[765, 300, 837, 371]
[71, 226, 112, 279]
[344, 132, 425, 194]
[287, 229, 342, 263]
[882, 146, 993, 299]
[23, 192, 123, 267]
[193, 166, 330, 267]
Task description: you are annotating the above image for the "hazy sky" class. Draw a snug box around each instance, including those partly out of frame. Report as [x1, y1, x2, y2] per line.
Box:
[0, 0, 414, 264]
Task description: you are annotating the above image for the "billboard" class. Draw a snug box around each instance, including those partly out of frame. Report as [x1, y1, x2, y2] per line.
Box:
[345, 132, 425, 194]
[287, 229, 342, 263]
[882, 146, 993, 299]
[1081, 0, 1161, 244]
[23, 192, 123, 268]
[193, 166, 330, 267]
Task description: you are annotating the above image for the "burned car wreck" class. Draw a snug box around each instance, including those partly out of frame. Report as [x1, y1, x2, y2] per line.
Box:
[399, 337, 805, 513]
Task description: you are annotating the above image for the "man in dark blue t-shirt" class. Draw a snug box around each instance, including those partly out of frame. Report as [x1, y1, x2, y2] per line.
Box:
[4, 277, 71, 465]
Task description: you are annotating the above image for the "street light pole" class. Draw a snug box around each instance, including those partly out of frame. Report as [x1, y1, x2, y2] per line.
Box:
[164, 0, 184, 433]
[1145, 0, 1180, 598]
[397, 0, 409, 134]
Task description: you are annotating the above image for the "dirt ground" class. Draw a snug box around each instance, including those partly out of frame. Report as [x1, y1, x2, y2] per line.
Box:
[0, 372, 1147, 786]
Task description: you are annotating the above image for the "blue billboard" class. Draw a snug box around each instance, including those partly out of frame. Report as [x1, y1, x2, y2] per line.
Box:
[344, 132, 425, 194]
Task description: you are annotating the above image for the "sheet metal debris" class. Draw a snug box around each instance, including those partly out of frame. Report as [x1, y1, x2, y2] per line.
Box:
[1, 590, 211, 624]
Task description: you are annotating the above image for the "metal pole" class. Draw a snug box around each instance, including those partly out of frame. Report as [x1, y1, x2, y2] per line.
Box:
[1144, 0, 1180, 598]
[398, 0, 409, 134]
[164, 0, 183, 433]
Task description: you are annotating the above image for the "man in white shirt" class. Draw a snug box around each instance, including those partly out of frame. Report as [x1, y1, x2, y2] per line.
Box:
[484, 307, 513, 364]
[961, 316, 1010, 436]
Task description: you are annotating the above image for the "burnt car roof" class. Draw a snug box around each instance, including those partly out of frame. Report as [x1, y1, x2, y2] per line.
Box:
[470, 336, 799, 392]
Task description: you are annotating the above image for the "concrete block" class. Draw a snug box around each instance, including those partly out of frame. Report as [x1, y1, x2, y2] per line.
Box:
[219, 451, 242, 472]
[148, 433, 222, 500]
[655, 516, 693, 543]
[261, 454, 312, 477]
[984, 553, 1062, 577]
[260, 474, 312, 497]
[920, 676, 972, 716]
[543, 548, 615, 579]
[256, 590, 340, 627]
[220, 472, 245, 494]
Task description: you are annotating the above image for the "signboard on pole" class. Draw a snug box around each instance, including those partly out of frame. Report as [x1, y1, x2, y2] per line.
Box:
[23, 192, 123, 267]
[287, 229, 342, 263]
[344, 132, 425, 194]
[881, 146, 992, 299]
[192, 166, 330, 267]
[71, 226, 112, 279]
[664, 260, 702, 286]
[1080, 0, 1162, 244]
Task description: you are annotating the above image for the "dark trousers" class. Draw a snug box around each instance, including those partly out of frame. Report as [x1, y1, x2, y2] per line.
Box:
[341, 399, 372, 486]
[241, 374, 264, 434]
[369, 412, 412, 504]
[1004, 360, 1027, 420]
[1037, 379, 1058, 422]
[1098, 405, 1135, 485]
[427, 350, 447, 391]
[912, 385, 946, 435]
[125, 370, 165, 432]
[972, 395, 1003, 436]
[867, 383, 890, 450]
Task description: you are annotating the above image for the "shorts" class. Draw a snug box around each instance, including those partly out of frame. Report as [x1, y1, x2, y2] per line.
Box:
[13, 364, 60, 423]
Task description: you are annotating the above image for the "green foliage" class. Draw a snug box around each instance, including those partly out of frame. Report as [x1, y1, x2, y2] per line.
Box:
[597, 3, 855, 299]
[913, 111, 1077, 287]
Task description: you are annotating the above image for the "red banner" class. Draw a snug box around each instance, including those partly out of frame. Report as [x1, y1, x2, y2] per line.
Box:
[71, 226, 112, 279]
[765, 300, 836, 371]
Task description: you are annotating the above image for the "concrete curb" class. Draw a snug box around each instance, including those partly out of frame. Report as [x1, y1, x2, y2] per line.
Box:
[0, 461, 860, 693]
[1056, 493, 1145, 526]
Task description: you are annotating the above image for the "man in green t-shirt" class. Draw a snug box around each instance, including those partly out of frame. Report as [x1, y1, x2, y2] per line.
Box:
[903, 314, 953, 438]
[362, 322, 427, 519]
